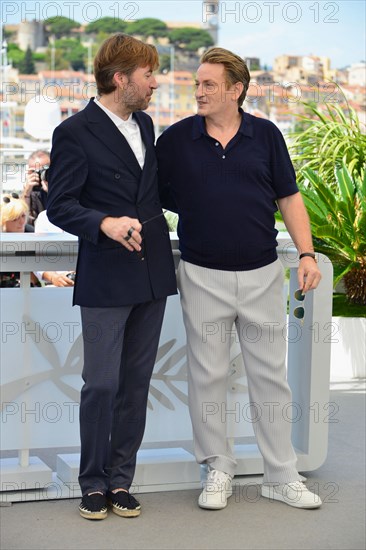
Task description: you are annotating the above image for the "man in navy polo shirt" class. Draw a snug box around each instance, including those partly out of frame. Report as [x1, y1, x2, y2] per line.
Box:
[156, 47, 322, 510]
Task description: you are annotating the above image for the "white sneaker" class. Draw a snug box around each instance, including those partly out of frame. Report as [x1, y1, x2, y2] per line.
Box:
[261, 481, 322, 509]
[198, 469, 233, 510]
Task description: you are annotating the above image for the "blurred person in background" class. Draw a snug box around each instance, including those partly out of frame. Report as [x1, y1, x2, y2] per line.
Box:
[1, 193, 39, 287]
[21, 150, 50, 225]
[1, 193, 73, 287]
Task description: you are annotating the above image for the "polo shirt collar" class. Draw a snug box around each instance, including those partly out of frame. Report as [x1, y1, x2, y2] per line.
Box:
[192, 108, 253, 140]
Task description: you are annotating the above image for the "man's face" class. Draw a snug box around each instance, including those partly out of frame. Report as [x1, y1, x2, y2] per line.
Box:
[28, 153, 50, 191]
[195, 63, 237, 118]
[120, 65, 157, 112]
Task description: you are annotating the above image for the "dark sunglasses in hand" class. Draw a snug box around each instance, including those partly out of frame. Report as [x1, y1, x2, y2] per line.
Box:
[135, 212, 165, 259]
[141, 212, 165, 226]
[294, 289, 305, 320]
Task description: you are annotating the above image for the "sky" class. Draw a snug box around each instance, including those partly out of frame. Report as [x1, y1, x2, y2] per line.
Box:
[2, 0, 366, 69]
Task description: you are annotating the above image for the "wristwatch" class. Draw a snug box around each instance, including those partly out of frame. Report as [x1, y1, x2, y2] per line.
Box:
[299, 252, 317, 262]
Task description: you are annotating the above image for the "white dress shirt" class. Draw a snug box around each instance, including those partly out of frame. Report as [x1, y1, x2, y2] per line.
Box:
[35, 210, 63, 233]
[94, 98, 146, 169]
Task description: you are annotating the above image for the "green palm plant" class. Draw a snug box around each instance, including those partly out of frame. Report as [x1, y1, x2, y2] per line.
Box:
[290, 99, 366, 186]
[300, 164, 366, 304]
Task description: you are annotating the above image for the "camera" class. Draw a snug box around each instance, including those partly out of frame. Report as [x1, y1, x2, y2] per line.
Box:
[33, 165, 50, 191]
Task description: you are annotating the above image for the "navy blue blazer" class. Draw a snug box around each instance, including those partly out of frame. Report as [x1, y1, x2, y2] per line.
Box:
[47, 99, 177, 307]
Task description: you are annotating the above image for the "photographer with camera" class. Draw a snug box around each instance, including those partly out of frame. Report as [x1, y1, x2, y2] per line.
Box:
[21, 150, 50, 225]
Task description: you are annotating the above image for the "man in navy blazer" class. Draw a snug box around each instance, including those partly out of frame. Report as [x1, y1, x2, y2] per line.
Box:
[47, 34, 177, 520]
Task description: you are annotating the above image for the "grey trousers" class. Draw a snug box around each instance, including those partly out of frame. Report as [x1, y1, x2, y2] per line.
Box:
[177, 259, 300, 484]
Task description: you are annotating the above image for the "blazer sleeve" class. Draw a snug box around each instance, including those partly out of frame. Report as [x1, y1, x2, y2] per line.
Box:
[47, 123, 108, 245]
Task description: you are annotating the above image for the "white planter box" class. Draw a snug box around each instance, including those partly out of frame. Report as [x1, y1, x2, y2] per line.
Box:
[330, 317, 366, 380]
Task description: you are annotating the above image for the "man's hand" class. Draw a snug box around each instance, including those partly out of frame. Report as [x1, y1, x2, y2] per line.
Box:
[100, 216, 142, 252]
[298, 257, 322, 293]
[22, 169, 45, 198]
[43, 272, 75, 287]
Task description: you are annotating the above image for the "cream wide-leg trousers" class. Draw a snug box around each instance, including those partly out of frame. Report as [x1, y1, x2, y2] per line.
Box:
[177, 259, 300, 484]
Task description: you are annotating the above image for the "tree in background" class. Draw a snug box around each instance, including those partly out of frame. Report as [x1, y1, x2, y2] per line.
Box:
[49, 38, 87, 71]
[45, 46, 69, 70]
[18, 46, 35, 74]
[168, 27, 214, 51]
[84, 17, 128, 34]
[158, 54, 171, 73]
[44, 16, 81, 38]
[67, 42, 87, 71]
[128, 18, 168, 39]
[7, 43, 25, 69]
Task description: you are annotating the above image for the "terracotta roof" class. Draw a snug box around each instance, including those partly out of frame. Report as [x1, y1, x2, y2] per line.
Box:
[18, 74, 40, 80]
[39, 70, 85, 78]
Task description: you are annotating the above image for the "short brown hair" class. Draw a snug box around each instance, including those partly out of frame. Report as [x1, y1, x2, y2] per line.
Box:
[200, 47, 250, 106]
[94, 33, 159, 95]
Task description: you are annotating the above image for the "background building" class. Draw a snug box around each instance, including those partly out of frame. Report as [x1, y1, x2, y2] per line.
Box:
[17, 20, 46, 51]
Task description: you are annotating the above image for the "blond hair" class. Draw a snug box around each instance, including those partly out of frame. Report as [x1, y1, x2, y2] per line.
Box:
[94, 33, 159, 95]
[1, 194, 29, 231]
[200, 47, 250, 106]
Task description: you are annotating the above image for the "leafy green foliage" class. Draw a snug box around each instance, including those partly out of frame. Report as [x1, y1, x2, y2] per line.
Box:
[332, 293, 366, 316]
[7, 43, 25, 68]
[44, 16, 80, 37]
[46, 38, 87, 71]
[168, 27, 214, 51]
[45, 47, 69, 70]
[289, 98, 366, 304]
[67, 43, 87, 71]
[18, 46, 36, 74]
[3, 28, 13, 40]
[300, 164, 366, 303]
[84, 17, 128, 34]
[158, 54, 171, 73]
[128, 18, 168, 38]
[164, 211, 178, 231]
[290, 98, 366, 186]
[33, 52, 46, 62]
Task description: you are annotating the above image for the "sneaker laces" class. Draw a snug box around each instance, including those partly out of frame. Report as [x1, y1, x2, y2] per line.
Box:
[206, 469, 232, 486]
[284, 481, 307, 491]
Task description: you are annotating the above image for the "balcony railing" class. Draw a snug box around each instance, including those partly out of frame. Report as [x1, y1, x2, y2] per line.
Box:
[0, 232, 333, 502]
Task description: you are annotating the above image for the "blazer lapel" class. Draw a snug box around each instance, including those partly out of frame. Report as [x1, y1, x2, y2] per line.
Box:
[84, 99, 142, 179]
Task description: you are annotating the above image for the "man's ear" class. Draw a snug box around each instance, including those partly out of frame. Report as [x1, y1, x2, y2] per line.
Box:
[233, 81, 244, 101]
[113, 72, 128, 88]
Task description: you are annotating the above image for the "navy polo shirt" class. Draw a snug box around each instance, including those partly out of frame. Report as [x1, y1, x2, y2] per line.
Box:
[156, 109, 298, 271]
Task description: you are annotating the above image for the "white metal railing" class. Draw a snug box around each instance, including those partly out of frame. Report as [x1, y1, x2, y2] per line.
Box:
[0, 233, 333, 502]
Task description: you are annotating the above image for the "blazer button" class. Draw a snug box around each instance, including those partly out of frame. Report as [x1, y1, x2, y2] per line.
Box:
[114, 173, 121, 179]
